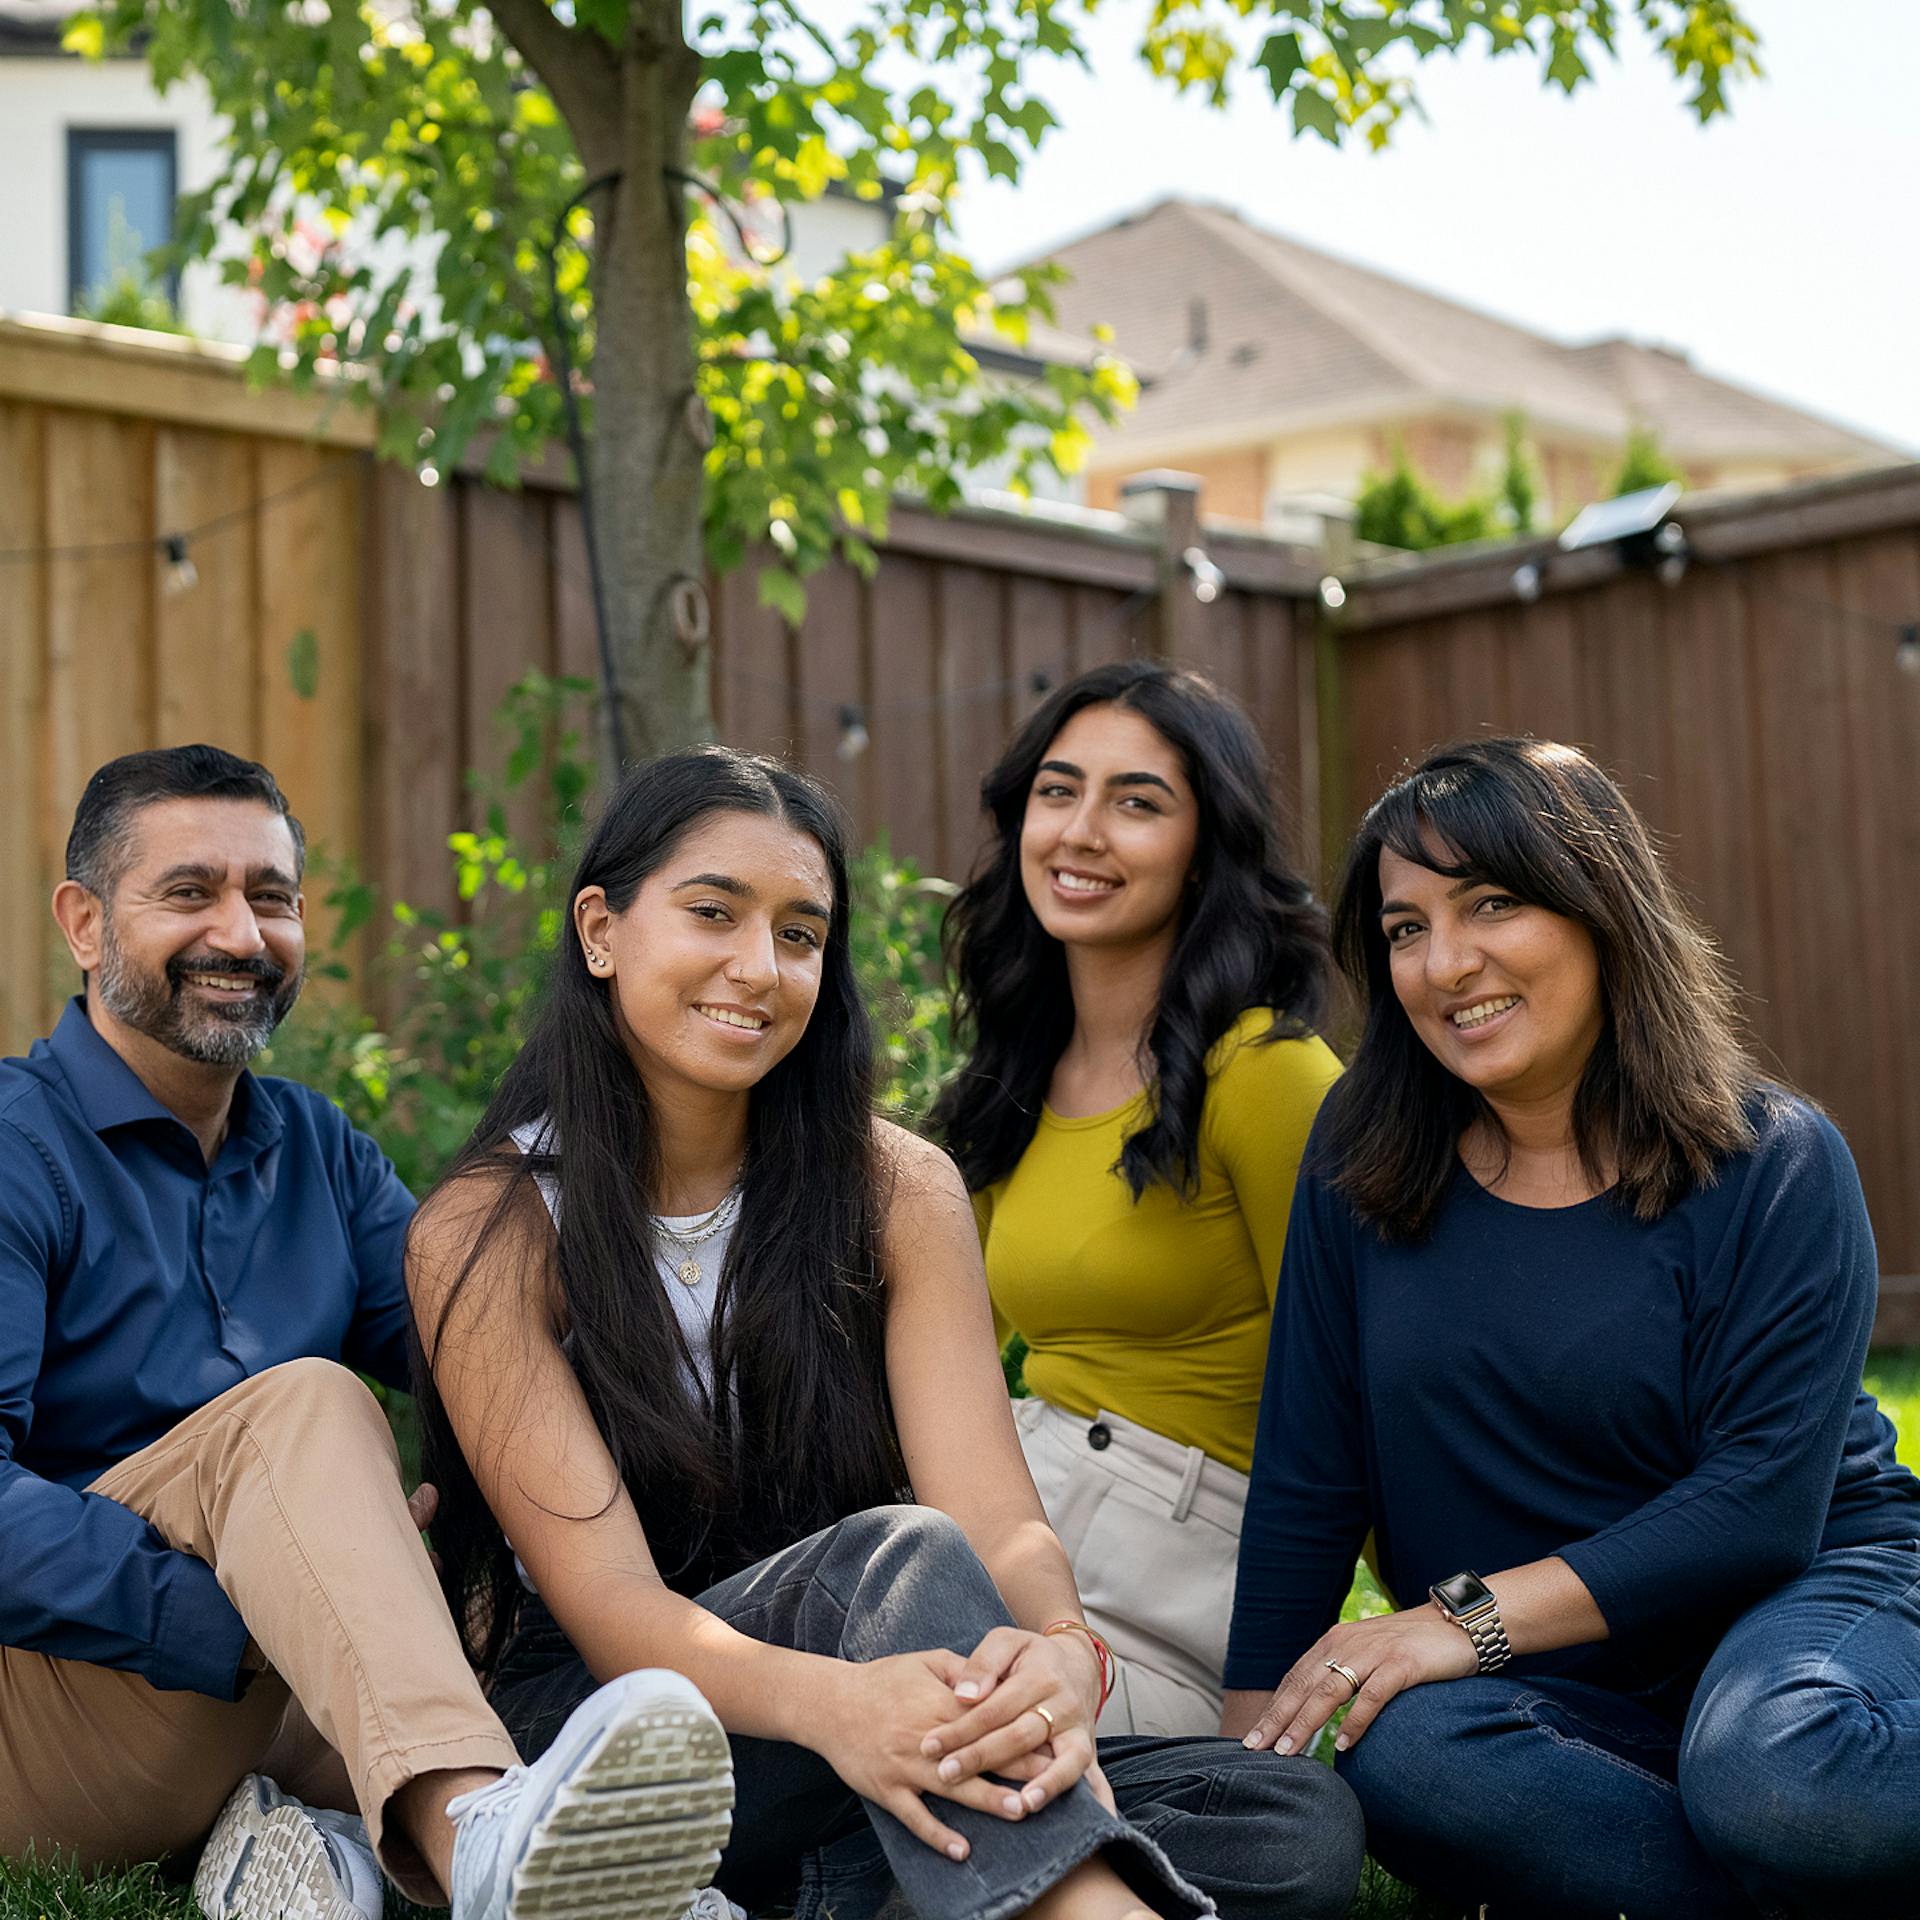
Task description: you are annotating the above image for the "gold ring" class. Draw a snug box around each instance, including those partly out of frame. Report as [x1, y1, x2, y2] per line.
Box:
[1032, 1703, 1056, 1734]
[1325, 1660, 1361, 1700]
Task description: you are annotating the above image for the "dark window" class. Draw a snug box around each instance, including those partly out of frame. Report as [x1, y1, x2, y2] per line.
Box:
[67, 128, 179, 310]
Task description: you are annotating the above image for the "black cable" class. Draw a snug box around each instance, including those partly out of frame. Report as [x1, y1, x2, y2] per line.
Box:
[664, 164, 792, 268]
[0, 454, 362, 566]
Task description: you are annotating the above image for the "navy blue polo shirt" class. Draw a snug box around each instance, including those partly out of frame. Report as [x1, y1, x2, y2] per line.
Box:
[0, 998, 416, 1698]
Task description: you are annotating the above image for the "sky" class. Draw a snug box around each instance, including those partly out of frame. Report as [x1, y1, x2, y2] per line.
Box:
[932, 1, 1920, 455]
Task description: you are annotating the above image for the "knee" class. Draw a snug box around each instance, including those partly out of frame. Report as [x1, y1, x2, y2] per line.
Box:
[235, 1358, 396, 1454]
[1682, 1671, 1905, 1896]
[841, 1503, 974, 1571]
[1269, 1759, 1367, 1920]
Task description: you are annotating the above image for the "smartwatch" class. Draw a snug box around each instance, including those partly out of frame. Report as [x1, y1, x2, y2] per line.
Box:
[1428, 1569, 1513, 1673]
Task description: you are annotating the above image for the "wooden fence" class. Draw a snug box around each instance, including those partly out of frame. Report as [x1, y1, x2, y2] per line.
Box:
[2, 314, 1917, 1323]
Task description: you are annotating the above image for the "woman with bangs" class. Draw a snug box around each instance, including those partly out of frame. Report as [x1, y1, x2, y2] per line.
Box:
[408, 746, 1363, 1920]
[934, 662, 1341, 1738]
[1223, 737, 1920, 1917]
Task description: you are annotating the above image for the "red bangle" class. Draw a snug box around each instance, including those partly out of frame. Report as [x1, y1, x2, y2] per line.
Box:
[1044, 1618, 1116, 1715]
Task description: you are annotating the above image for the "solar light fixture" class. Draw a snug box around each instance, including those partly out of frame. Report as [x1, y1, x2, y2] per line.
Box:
[1558, 483, 1683, 554]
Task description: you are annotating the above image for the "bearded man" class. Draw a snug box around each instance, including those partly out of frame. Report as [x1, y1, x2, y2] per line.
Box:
[0, 748, 732, 1920]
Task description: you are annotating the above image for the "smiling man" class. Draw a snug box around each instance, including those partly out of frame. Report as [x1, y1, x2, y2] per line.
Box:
[0, 748, 733, 1920]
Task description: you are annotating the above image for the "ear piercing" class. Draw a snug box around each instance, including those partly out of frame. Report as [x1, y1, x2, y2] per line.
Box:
[586, 950, 609, 973]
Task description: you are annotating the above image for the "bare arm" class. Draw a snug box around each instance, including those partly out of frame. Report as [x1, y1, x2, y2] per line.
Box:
[876, 1126, 1107, 1806]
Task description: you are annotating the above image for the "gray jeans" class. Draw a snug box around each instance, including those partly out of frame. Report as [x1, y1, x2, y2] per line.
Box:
[491, 1505, 1362, 1920]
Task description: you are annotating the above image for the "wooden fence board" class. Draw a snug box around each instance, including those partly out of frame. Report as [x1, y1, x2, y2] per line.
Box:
[154, 428, 257, 753]
[936, 563, 1010, 882]
[713, 563, 797, 761]
[462, 485, 554, 852]
[0, 402, 50, 1042]
[363, 462, 460, 923]
[257, 444, 366, 971]
[868, 556, 942, 870]
[792, 562, 870, 839]
[44, 411, 154, 857]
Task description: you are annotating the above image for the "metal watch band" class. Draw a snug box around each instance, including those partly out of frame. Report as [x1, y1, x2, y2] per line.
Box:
[1456, 1598, 1513, 1674]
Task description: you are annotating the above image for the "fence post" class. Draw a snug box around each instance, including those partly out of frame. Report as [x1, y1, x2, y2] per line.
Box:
[1118, 469, 1208, 662]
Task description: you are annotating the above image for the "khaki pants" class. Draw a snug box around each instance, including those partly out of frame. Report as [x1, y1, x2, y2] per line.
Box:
[1013, 1396, 1248, 1739]
[0, 1359, 519, 1897]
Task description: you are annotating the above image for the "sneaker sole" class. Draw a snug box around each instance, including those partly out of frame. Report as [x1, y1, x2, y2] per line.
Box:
[509, 1685, 735, 1920]
[195, 1786, 367, 1920]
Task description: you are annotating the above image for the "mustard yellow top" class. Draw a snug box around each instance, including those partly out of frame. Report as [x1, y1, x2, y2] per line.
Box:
[976, 1010, 1342, 1474]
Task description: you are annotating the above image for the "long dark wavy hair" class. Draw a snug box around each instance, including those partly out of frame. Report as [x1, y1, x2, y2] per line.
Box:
[931, 660, 1332, 1198]
[1320, 736, 1766, 1239]
[411, 748, 901, 1673]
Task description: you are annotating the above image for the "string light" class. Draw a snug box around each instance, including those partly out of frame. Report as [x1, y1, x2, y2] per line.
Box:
[161, 534, 198, 597]
[836, 703, 870, 760]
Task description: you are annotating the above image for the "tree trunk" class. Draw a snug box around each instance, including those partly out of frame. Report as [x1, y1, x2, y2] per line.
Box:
[485, 0, 714, 779]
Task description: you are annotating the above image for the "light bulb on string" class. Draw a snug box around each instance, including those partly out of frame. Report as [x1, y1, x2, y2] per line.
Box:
[836, 704, 870, 761]
[162, 534, 198, 597]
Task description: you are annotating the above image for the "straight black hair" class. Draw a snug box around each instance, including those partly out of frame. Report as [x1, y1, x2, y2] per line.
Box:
[1321, 736, 1764, 1238]
[412, 747, 901, 1671]
[932, 660, 1331, 1198]
[67, 744, 305, 894]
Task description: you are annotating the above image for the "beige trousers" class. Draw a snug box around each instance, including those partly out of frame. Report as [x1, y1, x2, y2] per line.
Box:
[0, 1359, 519, 1897]
[1013, 1395, 1248, 1739]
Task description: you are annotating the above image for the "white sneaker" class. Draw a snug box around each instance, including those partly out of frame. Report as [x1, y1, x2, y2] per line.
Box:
[448, 1668, 734, 1920]
[195, 1775, 384, 1920]
[682, 1891, 747, 1920]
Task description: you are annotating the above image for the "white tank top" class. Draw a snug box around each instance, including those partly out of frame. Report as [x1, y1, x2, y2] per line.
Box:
[508, 1116, 731, 1394]
[506, 1117, 736, 1595]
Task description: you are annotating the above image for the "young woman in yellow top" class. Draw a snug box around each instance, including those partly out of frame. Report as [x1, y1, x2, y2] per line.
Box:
[933, 662, 1340, 1737]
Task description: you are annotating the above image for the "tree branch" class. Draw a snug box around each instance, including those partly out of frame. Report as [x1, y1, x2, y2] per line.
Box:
[484, 0, 620, 162]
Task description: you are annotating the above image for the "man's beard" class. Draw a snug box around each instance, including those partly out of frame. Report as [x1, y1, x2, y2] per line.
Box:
[94, 920, 303, 1066]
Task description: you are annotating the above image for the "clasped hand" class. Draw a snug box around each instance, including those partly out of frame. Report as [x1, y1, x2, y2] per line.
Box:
[1240, 1601, 1476, 1757]
[818, 1627, 1108, 1861]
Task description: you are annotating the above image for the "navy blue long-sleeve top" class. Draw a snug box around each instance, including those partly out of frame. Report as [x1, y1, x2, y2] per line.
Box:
[0, 999, 416, 1700]
[1224, 1091, 1920, 1699]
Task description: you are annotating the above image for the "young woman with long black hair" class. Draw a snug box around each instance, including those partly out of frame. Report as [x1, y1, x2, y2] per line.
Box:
[408, 747, 1361, 1920]
[933, 663, 1339, 1737]
[1226, 737, 1920, 1917]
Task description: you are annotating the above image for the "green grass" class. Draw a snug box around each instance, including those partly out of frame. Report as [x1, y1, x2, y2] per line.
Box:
[14, 1359, 1919, 1920]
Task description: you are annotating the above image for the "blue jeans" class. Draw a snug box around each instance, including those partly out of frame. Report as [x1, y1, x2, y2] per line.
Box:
[1335, 1540, 1920, 1918]
[492, 1505, 1363, 1920]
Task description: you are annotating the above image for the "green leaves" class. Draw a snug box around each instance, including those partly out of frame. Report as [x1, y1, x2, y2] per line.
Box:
[1255, 27, 1308, 93]
[286, 626, 320, 700]
[1165, 2, 1758, 145]
[86, 0, 1757, 640]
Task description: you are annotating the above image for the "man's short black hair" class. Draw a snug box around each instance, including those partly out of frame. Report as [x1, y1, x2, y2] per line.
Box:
[65, 745, 307, 898]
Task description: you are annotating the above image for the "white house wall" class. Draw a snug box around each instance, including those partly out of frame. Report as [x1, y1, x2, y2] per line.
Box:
[0, 55, 259, 340]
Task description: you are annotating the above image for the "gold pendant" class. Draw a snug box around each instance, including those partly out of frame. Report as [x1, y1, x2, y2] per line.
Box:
[676, 1257, 702, 1287]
